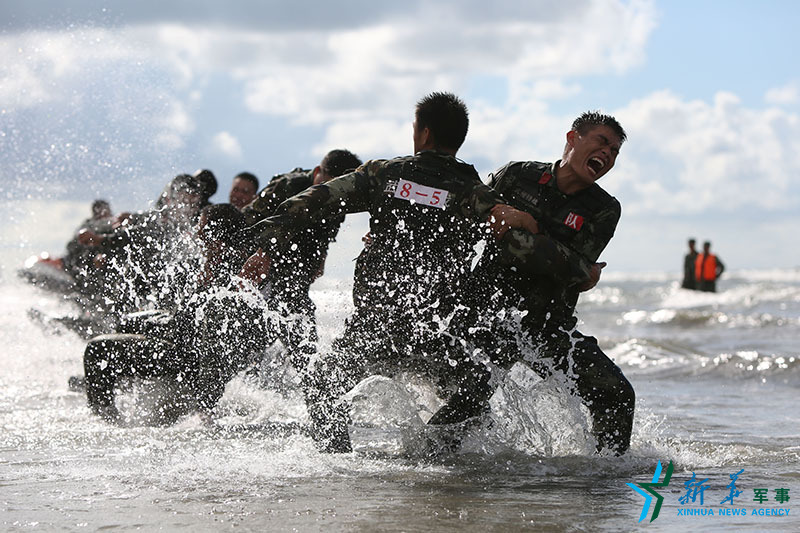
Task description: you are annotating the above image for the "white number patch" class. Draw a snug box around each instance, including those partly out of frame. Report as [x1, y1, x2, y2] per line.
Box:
[393, 179, 449, 210]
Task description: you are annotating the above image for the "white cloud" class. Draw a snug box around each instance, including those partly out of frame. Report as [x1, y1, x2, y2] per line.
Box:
[765, 82, 799, 106]
[0, 199, 90, 259]
[4, 0, 798, 270]
[0, 1, 659, 167]
[212, 131, 243, 159]
[172, 0, 658, 139]
[612, 90, 800, 216]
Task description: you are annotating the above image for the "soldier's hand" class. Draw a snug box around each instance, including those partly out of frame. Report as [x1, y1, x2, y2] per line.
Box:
[93, 253, 107, 269]
[77, 229, 103, 246]
[578, 262, 606, 292]
[489, 204, 539, 240]
[112, 212, 131, 229]
[240, 248, 271, 284]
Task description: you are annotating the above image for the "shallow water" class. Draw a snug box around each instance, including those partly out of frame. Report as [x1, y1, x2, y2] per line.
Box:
[1, 268, 799, 531]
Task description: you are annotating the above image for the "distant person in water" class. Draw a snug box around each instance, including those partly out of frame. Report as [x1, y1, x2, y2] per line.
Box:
[681, 238, 699, 290]
[695, 241, 725, 292]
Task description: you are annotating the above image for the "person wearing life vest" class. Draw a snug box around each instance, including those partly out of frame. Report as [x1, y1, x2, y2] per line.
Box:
[695, 241, 725, 292]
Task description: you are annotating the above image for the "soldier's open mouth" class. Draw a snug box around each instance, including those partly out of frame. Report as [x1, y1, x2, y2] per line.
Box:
[587, 157, 605, 175]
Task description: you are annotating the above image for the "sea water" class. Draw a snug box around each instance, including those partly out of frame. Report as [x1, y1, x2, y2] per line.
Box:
[1, 245, 798, 531]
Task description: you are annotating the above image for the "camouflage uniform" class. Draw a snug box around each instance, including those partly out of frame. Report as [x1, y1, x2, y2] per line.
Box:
[242, 168, 344, 368]
[249, 151, 519, 450]
[84, 246, 273, 423]
[63, 215, 115, 284]
[447, 160, 635, 454]
[250, 152, 618, 451]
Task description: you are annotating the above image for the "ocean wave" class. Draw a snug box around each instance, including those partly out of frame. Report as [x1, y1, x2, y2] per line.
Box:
[608, 338, 800, 379]
[599, 268, 800, 284]
[615, 307, 800, 330]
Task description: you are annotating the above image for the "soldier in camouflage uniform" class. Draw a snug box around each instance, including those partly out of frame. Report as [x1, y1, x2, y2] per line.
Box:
[435, 111, 635, 455]
[243, 92, 581, 452]
[78, 174, 205, 315]
[240, 150, 362, 370]
[84, 204, 273, 424]
[228, 172, 259, 210]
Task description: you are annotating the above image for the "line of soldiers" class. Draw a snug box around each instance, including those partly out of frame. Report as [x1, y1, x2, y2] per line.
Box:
[79, 91, 635, 456]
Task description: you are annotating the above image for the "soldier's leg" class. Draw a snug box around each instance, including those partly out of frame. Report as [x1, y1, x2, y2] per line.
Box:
[265, 277, 318, 373]
[300, 309, 389, 453]
[426, 363, 493, 425]
[301, 351, 366, 453]
[281, 295, 318, 373]
[550, 331, 635, 455]
[427, 301, 522, 426]
[83, 334, 179, 422]
[188, 297, 276, 414]
[84, 335, 124, 422]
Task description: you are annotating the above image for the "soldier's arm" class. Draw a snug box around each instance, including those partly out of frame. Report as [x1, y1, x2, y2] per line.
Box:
[460, 179, 597, 287]
[489, 163, 618, 287]
[248, 165, 376, 253]
[501, 201, 619, 287]
[497, 228, 593, 285]
[241, 178, 290, 226]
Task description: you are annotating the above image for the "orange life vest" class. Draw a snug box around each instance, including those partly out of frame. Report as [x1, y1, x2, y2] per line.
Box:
[695, 253, 718, 281]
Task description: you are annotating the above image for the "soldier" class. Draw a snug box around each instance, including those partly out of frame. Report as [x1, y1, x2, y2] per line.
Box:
[193, 169, 218, 209]
[62, 199, 114, 280]
[228, 172, 260, 210]
[77, 174, 205, 314]
[241, 92, 575, 453]
[83, 204, 273, 424]
[240, 150, 362, 370]
[437, 111, 635, 455]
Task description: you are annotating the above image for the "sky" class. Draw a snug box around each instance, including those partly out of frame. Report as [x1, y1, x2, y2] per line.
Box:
[1, 0, 799, 274]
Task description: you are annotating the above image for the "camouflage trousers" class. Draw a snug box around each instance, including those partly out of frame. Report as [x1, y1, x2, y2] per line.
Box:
[438, 318, 636, 455]
[300, 305, 488, 452]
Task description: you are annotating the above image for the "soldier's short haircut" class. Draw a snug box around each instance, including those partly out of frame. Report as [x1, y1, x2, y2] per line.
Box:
[234, 171, 260, 191]
[199, 204, 246, 248]
[415, 92, 469, 152]
[171, 173, 202, 195]
[572, 111, 627, 144]
[193, 168, 218, 198]
[321, 149, 363, 177]
[91, 199, 110, 217]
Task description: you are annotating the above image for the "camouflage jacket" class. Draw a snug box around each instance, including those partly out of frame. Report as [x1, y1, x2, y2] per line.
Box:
[248, 152, 601, 320]
[487, 160, 621, 327]
[242, 168, 343, 291]
[241, 168, 314, 226]
[248, 152, 504, 314]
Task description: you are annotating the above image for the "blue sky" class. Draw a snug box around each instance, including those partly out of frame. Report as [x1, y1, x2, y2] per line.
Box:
[1, 0, 798, 273]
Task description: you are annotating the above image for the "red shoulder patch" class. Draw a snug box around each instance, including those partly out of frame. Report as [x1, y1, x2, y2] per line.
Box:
[564, 212, 584, 230]
[538, 172, 552, 185]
